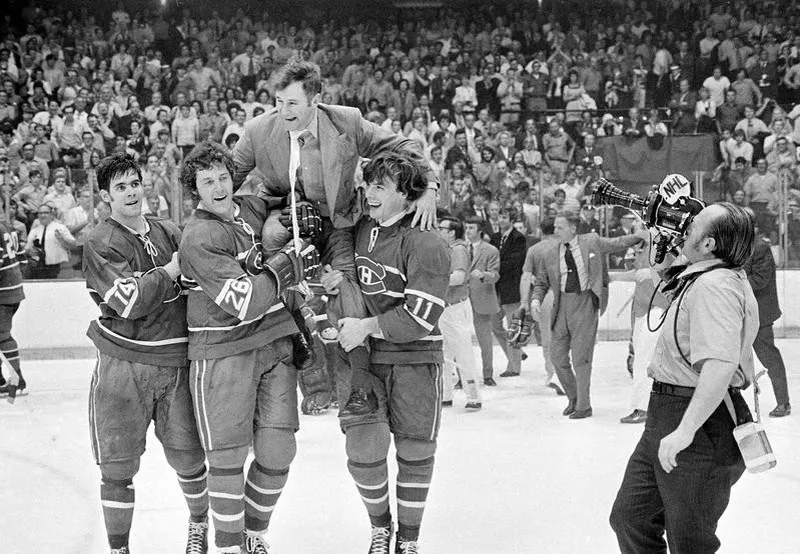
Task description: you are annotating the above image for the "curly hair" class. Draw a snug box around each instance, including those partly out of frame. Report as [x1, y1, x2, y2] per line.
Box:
[180, 142, 236, 200]
[96, 152, 142, 193]
[362, 150, 428, 203]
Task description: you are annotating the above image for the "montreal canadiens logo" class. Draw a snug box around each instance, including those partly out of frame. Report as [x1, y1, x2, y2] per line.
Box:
[356, 255, 387, 294]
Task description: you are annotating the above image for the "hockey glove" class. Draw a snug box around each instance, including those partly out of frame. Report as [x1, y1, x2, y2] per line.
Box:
[507, 306, 534, 348]
[264, 240, 320, 294]
[279, 202, 323, 240]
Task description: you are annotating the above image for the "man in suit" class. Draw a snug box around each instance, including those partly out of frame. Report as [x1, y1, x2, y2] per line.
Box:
[669, 78, 697, 134]
[457, 188, 494, 238]
[742, 229, 792, 417]
[491, 208, 528, 377]
[531, 212, 644, 418]
[465, 216, 501, 386]
[622, 107, 646, 139]
[520, 218, 565, 395]
[232, 59, 439, 414]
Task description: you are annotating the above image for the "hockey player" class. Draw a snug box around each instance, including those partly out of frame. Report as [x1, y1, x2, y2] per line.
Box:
[178, 142, 319, 554]
[0, 216, 25, 398]
[83, 153, 209, 554]
[325, 151, 450, 554]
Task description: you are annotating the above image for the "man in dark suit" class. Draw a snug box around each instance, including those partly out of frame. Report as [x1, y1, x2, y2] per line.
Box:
[444, 128, 472, 172]
[532, 212, 644, 418]
[457, 189, 493, 238]
[743, 230, 791, 417]
[622, 107, 646, 139]
[669, 78, 697, 134]
[465, 216, 501, 386]
[490, 208, 528, 377]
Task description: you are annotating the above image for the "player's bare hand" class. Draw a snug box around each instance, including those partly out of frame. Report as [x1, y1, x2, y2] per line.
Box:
[411, 187, 438, 231]
[470, 269, 484, 281]
[658, 428, 694, 473]
[338, 317, 368, 352]
[164, 251, 181, 280]
[320, 264, 343, 294]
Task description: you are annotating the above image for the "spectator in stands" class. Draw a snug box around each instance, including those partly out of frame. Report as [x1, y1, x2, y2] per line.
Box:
[745, 157, 780, 233]
[718, 89, 742, 132]
[542, 119, 574, 182]
[670, 78, 697, 134]
[25, 202, 77, 279]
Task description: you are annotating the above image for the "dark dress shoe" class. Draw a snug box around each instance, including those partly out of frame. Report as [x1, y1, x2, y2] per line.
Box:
[569, 407, 593, 419]
[499, 370, 520, 377]
[620, 409, 647, 424]
[562, 400, 576, 416]
[769, 403, 791, 417]
[465, 401, 482, 410]
[339, 387, 378, 417]
[521, 351, 528, 361]
[442, 400, 453, 407]
[484, 377, 497, 386]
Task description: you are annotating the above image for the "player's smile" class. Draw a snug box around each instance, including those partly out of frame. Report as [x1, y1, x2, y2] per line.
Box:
[196, 163, 235, 220]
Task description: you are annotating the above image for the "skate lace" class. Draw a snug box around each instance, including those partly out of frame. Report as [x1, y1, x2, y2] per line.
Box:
[369, 525, 392, 554]
[110, 548, 129, 554]
[245, 534, 270, 554]
[186, 521, 208, 554]
[396, 538, 419, 554]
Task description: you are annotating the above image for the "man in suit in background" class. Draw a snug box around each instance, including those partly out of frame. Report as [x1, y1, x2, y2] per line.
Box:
[491, 208, 528, 377]
[743, 226, 792, 417]
[458, 188, 493, 238]
[465, 216, 501, 386]
[622, 107, 646, 139]
[532, 212, 644, 418]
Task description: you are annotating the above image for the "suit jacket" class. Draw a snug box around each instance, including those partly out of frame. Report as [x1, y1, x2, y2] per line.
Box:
[232, 103, 436, 229]
[491, 228, 527, 305]
[468, 240, 501, 314]
[532, 233, 643, 328]
[743, 237, 780, 326]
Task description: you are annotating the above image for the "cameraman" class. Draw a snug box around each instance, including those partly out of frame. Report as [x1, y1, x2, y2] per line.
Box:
[610, 203, 759, 553]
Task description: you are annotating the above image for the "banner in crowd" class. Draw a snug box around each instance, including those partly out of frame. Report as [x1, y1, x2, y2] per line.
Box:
[596, 135, 718, 194]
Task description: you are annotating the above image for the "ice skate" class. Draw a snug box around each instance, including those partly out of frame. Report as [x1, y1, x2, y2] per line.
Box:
[367, 522, 393, 554]
[185, 519, 208, 554]
[395, 537, 419, 554]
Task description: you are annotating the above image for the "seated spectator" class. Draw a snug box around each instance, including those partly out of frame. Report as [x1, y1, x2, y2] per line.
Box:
[763, 120, 793, 154]
[735, 104, 771, 146]
[725, 129, 755, 166]
[645, 109, 670, 138]
[474, 147, 498, 188]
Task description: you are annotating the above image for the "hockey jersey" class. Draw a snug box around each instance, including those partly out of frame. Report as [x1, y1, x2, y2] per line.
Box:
[84, 216, 188, 367]
[179, 195, 297, 360]
[0, 220, 24, 305]
[354, 212, 450, 365]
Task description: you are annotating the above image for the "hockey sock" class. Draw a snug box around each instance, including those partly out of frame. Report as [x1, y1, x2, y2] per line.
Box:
[348, 458, 391, 527]
[177, 465, 209, 522]
[244, 461, 289, 533]
[208, 465, 245, 548]
[396, 455, 435, 541]
[100, 476, 135, 549]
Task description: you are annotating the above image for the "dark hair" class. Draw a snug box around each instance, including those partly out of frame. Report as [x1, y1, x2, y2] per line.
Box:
[275, 59, 322, 97]
[475, 187, 492, 200]
[464, 215, 485, 227]
[96, 153, 142, 193]
[706, 203, 755, 268]
[180, 142, 236, 200]
[362, 150, 428, 203]
[540, 217, 556, 235]
[440, 215, 464, 239]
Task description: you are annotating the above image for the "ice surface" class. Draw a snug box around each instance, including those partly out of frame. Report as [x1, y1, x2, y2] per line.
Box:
[1, 341, 798, 553]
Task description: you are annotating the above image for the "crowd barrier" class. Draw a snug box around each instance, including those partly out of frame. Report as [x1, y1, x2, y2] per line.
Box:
[21, 273, 800, 359]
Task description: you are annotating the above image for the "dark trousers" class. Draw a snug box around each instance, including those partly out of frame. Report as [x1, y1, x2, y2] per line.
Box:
[752, 324, 791, 405]
[551, 291, 598, 410]
[610, 392, 746, 553]
[491, 303, 521, 375]
[471, 309, 495, 379]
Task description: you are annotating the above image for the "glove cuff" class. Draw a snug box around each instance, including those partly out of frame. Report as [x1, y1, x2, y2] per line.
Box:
[264, 252, 298, 294]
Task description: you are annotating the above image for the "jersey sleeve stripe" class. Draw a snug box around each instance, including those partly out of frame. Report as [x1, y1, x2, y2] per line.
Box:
[96, 320, 189, 346]
[404, 305, 435, 331]
[405, 288, 445, 306]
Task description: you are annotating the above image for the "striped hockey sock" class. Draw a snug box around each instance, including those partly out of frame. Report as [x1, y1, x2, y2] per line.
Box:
[208, 465, 245, 548]
[348, 458, 391, 528]
[177, 465, 209, 522]
[100, 476, 135, 549]
[244, 461, 289, 533]
[396, 455, 435, 541]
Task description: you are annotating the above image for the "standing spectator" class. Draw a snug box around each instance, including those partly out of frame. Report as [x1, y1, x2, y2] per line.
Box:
[52, 104, 89, 152]
[464, 216, 501, 387]
[444, 128, 471, 172]
[750, 49, 778, 100]
[730, 68, 762, 109]
[702, 66, 730, 108]
[670, 78, 697, 134]
[43, 168, 76, 220]
[25, 203, 78, 279]
[497, 67, 523, 126]
[438, 216, 482, 411]
[13, 168, 47, 223]
[172, 104, 199, 158]
[744, 158, 779, 238]
[724, 130, 754, 167]
[490, 208, 527, 378]
[743, 227, 791, 418]
[475, 65, 500, 119]
[531, 213, 643, 418]
[717, 90, 742, 133]
[542, 119, 575, 182]
[694, 87, 718, 134]
[63, 188, 96, 269]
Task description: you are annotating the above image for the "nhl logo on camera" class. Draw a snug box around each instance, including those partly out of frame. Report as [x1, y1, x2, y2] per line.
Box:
[658, 174, 691, 205]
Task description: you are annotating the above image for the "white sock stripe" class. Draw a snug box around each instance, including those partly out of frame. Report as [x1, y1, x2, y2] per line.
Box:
[361, 492, 390, 504]
[209, 491, 244, 500]
[183, 488, 208, 499]
[396, 482, 430, 489]
[355, 479, 389, 491]
[178, 472, 208, 483]
[246, 479, 283, 495]
[210, 509, 246, 522]
[244, 496, 275, 513]
[397, 499, 427, 509]
[101, 500, 135, 509]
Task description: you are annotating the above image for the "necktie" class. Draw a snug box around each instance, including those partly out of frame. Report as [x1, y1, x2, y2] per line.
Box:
[40, 224, 47, 260]
[564, 243, 581, 293]
[468, 242, 474, 261]
[500, 233, 508, 250]
[248, 55, 254, 76]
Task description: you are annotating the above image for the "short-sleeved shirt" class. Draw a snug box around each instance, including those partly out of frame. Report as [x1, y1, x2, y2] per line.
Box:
[446, 240, 470, 305]
[647, 260, 758, 388]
